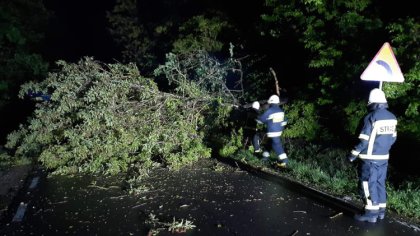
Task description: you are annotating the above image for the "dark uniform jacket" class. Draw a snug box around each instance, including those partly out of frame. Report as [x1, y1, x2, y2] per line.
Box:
[257, 104, 287, 137]
[351, 103, 397, 160]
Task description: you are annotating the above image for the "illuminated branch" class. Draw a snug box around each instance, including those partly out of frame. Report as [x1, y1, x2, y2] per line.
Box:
[269, 67, 280, 96]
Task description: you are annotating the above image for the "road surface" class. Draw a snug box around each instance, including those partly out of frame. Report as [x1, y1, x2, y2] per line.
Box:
[1, 159, 418, 235]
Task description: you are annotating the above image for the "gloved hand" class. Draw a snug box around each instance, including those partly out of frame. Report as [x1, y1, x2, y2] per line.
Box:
[347, 153, 357, 162]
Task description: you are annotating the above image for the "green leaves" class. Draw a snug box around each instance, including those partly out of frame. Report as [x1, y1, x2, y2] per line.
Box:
[0, 0, 48, 108]
[283, 100, 321, 141]
[173, 15, 229, 53]
[154, 50, 237, 104]
[3, 26, 26, 45]
[6, 54, 242, 175]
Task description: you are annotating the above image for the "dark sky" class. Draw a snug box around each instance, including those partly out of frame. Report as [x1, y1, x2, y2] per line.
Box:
[43, 0, 119, 63]
[41, 0, 418, 64]
[41, 0, 266, 64]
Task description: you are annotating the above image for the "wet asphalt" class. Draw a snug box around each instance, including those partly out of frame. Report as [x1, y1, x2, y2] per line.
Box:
[0, 159, 419, 236]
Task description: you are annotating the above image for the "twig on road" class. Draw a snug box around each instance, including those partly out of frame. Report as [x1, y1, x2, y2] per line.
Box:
[329, 212, 343, 219]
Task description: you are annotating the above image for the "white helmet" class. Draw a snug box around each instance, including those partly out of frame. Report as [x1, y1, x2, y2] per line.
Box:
[368, 88, 387, 104]
[267, 95, 280, 104]
[251, 101, 260, 110]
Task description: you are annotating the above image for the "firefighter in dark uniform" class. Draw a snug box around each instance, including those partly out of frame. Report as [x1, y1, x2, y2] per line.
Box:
[257, 95, 288, 168]
[243, 101, 263, 153]
[347, 88, 397, 223]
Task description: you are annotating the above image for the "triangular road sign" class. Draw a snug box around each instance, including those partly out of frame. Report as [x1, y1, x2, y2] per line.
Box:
[360, 42, 405, 82]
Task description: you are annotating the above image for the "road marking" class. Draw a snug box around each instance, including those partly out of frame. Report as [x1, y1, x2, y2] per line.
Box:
[29, 176, 40, 189]
[12, 202, 27, 222]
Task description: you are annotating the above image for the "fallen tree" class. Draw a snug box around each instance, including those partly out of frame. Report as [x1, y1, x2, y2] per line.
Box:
[5, 51, 241, 176]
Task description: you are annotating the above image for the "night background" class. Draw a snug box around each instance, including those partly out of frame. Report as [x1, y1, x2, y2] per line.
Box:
[0, 0, 419, 233]
[2, 0, 418, 158]
[43, 0, 119, 63]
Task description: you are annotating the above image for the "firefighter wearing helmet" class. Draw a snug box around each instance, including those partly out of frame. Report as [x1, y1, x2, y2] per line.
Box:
[347, 88, 397, 223]
[256, 94, 288, 168]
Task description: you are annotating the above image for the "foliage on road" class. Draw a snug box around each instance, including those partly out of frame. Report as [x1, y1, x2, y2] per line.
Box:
[146, 213, 196, 235]
[5, 52, 239, 175]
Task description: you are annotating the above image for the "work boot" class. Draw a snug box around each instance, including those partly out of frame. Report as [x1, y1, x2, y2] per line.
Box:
[273, 161, 287, 170]
[354, 210, 379, 223]
[276, 162, 287, 168]
[378, 208, 386, 220]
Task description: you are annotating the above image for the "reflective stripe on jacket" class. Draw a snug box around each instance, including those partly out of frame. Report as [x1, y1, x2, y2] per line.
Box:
[351, 104, 397, 160]
[257, 104, 287, 137]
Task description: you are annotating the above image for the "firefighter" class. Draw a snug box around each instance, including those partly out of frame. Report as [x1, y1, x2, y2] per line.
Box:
[257, 95, 288, 168]
[243, 101, 263, 153]
[249, 101, 262, 153]
[347, 88, 397, 223]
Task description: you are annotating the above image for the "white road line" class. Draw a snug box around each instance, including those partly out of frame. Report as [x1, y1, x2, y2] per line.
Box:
[29, 176, 40, 189]
[12, 202, 27, 222]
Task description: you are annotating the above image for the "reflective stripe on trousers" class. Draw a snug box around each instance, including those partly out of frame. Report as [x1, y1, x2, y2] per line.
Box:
[359, 160, 388, 210]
